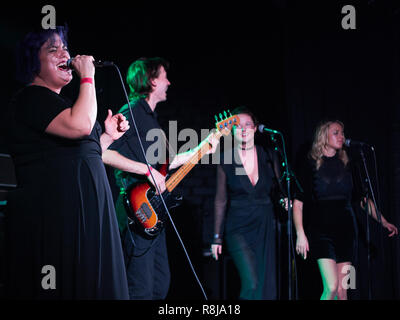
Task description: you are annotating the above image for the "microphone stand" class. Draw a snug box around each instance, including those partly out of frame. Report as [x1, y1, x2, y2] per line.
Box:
[270, 132, 297, 300]
[358, 146, 382, 300]
[270, 136, 303, 192]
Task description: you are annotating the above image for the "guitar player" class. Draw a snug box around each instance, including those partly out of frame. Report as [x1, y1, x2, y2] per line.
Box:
[102, 57, 218, 300]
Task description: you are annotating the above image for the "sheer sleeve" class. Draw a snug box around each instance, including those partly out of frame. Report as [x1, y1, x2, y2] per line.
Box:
[213, 164, 228, 244]
[293, 157, 313, 203]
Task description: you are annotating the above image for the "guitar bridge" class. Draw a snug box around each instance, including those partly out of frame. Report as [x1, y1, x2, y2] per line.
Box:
[135, 203, 153, 223]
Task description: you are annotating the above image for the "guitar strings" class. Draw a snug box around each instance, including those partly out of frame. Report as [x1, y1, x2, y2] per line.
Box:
[166, 134, 220, 190]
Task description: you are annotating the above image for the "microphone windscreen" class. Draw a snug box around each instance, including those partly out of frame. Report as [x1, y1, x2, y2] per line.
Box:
[66, 58, 73, 69]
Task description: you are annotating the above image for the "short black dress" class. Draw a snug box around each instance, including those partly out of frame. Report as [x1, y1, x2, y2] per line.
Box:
[295, 153, 357, 263]
[4, 85, 129, 299]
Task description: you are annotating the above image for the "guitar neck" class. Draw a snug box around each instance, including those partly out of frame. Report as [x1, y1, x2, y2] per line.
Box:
[166, 130, 222, 192]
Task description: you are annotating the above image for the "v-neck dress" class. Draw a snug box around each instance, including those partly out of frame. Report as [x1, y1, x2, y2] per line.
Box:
[214, 145, 278, 300]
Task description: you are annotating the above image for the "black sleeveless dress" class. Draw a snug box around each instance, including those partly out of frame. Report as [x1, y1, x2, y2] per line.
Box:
[214, 146, 281, 299]
[4, 85, 129, 299]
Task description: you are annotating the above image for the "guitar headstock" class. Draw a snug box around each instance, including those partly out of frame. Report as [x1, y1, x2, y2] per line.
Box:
[214, 110, 240, 136]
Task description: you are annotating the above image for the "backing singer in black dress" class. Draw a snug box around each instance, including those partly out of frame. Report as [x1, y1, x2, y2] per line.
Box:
[293, 120, 398, 300]
[211, 107, 285, 300]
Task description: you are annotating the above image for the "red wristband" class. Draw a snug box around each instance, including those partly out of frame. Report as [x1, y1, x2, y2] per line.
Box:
[80, 77, 93, 85]
[145, 166, 153, 177]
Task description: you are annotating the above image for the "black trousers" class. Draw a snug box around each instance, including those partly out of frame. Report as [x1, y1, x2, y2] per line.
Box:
[122, 228, 170, 300]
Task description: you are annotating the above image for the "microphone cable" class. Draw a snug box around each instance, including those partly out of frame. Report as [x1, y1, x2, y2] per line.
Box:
[112, 64, 208, 300]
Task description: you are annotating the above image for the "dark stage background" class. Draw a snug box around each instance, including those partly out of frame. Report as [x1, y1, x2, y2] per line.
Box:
[0, 1, 399, 300]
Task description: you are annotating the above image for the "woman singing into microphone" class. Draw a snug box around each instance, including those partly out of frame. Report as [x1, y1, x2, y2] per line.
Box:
[293, 120, 398, 300]
[4, 26, 130, 299]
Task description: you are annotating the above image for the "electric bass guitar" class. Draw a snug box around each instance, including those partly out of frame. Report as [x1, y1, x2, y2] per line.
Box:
[124, 111, 239, 238]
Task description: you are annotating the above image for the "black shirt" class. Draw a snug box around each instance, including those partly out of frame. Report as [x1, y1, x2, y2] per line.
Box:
[109, 98, 167, 188]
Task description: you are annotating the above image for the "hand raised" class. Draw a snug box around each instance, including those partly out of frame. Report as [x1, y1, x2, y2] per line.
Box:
[104, 109, 130, 141]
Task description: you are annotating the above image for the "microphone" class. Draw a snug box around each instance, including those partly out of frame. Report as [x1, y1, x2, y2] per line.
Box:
[258, 124, 280, 134]
[66, 58, 114, 69]
[344, 138, 371, 147]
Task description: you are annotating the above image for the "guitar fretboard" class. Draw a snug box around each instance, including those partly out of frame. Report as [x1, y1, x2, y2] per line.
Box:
[166, 130, 223, 192]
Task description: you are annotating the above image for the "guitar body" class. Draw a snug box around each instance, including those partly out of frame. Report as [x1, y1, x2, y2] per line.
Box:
[123, 112, 238, 238]
[124, 164, 183, 238]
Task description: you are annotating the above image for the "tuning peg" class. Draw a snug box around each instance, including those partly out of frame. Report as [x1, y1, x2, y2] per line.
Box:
[219, 113, 223, 121]
[227, 109, 232, 116]
[214, 115, 218, 122]
[223, 111, 227, 118]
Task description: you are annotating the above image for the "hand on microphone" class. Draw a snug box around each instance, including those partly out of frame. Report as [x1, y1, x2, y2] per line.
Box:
[69, 55, 95, 79]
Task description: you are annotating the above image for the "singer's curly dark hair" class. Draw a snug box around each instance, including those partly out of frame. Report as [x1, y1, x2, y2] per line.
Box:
[15, 26, 68, 85]
[126, 57, 169, 101]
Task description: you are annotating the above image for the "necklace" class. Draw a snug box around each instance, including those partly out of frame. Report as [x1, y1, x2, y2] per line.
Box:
[240, 144, 255, 151]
